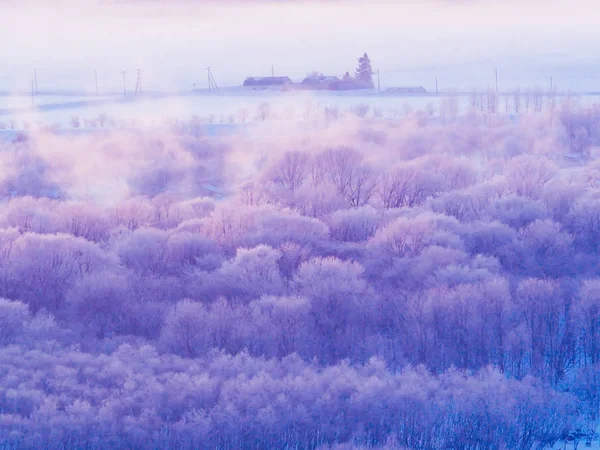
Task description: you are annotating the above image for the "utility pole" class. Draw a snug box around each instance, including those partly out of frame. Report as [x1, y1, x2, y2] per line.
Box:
[31, 79, 35, 106]
[550, 76, 553, 92]
[207, 67, 219, 92]
[34, 69, 38, 95]
[121, 71, 126, 98]
[377, 69, 381, 94]
[436, 77, 439, 94]
[272, 65, 275, 77]
[95, 69, 99, 96]
[134, 69, 142, 95]
[495, 68, 499, 93]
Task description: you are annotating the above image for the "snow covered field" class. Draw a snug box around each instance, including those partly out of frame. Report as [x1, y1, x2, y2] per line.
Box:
[2, 90, 599, 129]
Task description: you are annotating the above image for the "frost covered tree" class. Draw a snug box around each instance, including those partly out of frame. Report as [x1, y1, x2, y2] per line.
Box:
[0, 298, 30, 345]
[0, 104, 599, 449]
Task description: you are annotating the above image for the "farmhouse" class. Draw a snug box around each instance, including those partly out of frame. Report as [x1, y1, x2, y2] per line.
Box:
[243, 77, 293, 89]
[300, 75, 341, 90]
[300, 73, 374, 91]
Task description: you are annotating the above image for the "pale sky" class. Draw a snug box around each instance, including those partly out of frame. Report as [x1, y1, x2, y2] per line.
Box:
[0, 0, 599, 92]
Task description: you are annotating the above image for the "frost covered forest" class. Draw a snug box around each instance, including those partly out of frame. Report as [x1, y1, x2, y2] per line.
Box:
[1, 105, 600, 449]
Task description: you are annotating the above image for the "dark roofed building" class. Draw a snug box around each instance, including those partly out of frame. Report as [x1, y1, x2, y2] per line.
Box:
[300, 73, 374, 91]
[243, 77, 293, 88]
[300, 75, 341, 90]
[301, 75, 340, 84]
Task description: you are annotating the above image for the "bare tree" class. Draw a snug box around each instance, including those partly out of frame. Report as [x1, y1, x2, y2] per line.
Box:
[256, 102, 271, 121]
[469, 89, 479, 111]
[440, 92, 459, 118]
[379, 166, 418, 208]
[532, 87, 543, 112]
[479, 91, 486, 113]
[353, 104, 370, 118]
[269, 151, 310, 192]
[97, 113, 108, 128]
[424, 103, 435, 117]
[190, 116, 202, 138]
[317, 147, 378, 207]
[513, 87, 521, 114]
[487, 88, 498, 114]
[324, 105, 340, 121]
[547, 84, 557, 111]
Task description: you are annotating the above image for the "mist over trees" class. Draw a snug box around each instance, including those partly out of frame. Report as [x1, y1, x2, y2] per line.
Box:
[1, 104, 600, 449]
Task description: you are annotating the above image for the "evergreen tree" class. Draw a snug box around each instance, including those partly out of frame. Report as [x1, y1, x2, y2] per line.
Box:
[355, 53, 373, 84]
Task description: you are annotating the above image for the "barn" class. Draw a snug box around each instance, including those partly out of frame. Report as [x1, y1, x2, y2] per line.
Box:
[243, 77, 293, 89]
[300, 75, 341, 90]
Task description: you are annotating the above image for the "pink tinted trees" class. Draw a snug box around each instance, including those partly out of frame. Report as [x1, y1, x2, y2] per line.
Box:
[505, 155, 558, 199]
[117, 228, 220, 276]
[367, 213, 461, 266]
[0, 107, 600, 448]
[487, 194, 549, 229]
[314, 147, 378, 208]
[160, 298, 247, 357]
[160, 299, 207, 357]
[519, 219, 574, 277]
[0, 233, 112, 312]
[215, 245, 284, 301]
[377, 157, 444, 208]
[574, 280, 600, 366]
[65, 272, 130, 338]
[264, 150, 310, 193]
[0, 298, 30, 345]
[328, 206, 381, 243]
[293, 257, 375, 362]
[117, 227, 170, 276]
[249, 295, 311, 358]
[516, 278, 571, 381]
[566, 193, 600, 252]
